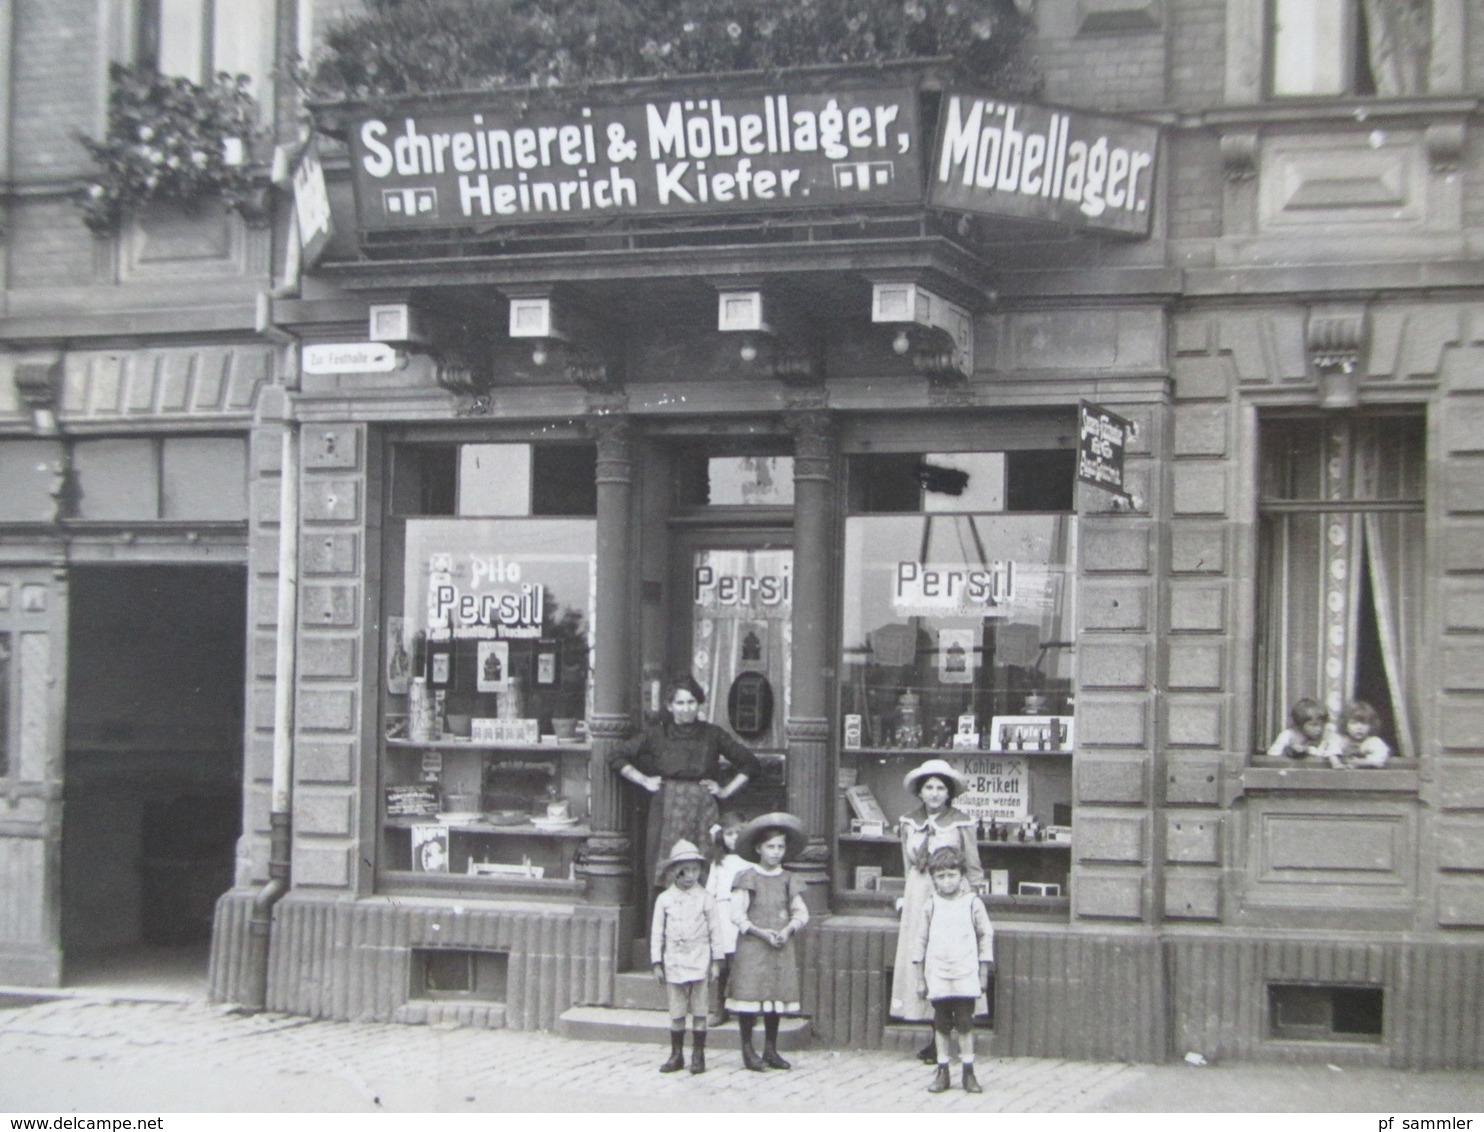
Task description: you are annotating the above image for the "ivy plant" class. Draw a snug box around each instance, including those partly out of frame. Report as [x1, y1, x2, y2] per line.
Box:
[310, 0, 1039, 99]
[77, 63, 268, 234]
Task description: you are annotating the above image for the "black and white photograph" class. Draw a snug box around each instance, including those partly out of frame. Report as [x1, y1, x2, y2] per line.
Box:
[0, 0, 1482, 1126]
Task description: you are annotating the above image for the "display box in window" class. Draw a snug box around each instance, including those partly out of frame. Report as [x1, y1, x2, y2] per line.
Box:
[987, 715, 1074, 753]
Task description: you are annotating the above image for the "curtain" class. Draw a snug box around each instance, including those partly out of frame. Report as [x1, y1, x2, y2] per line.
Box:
[1362, 0, 1431, 96]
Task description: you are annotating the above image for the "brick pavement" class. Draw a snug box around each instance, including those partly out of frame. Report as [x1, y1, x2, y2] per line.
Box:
[0, 995, 1142, 1113]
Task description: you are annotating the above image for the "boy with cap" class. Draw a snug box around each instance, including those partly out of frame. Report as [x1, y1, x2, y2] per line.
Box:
[651, 838, 725, 1073]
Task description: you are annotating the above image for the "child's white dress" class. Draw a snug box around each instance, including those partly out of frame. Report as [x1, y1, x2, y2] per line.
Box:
[706, 851, 749, 956]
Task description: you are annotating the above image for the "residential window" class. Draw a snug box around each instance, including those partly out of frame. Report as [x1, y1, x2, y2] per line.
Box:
[136, 0, 273, 95]
[1269, 0, 1429, 98]
[1255, 413, 1424, 760]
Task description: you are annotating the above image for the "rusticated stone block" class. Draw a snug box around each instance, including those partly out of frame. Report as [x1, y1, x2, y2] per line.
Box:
[303, 425, 361, 470]
[1443, 524, 1484, 574]
[1443, 581, 1484, 630]
[298, 689, 356, 733]
[1172, 463, 1228, 516]
[1167, 642, 1224, 691]
[1442, 400, 1484, 455]
[302, 478, 361, 523]
[1166, 699, 1224, 748]
[1073, 872, 1145, 920]
[1174, 354, 1231, 401]
[1170, 524, 1228, 574]
[1166, 815, 1221, 863]
[1173, 406, 1229, 456]
[1080, 583, 1150, 631]
[1441, 645, 1484, 691]
[1438, 881, 1484, 927]
[252, 634, 277, 679]
[292, 845, 353, 888]
[302, 532, 359, 576]
[1164, 873, 1221, 920]
[1078, 701, 1148, 747]
[302, 584, 359, 628]
[1077, 757, 1149, 804]
[1444, 462, 1484, 516]
[1076, 815, 1147, 863]
[1165, 758, 1222, 805]
[1082, 524, 1153, 573]
[1440, 700, 1484, 750]
[297, 740, 356, 785]
[1169, 584, 1227, 632]
[301, 636, 357, 679]
[294, 792, 354, 837]
[1438, 765, 1484, 809]
[1079, 641, 1149, 689]
[1437, 822, 1484, 871]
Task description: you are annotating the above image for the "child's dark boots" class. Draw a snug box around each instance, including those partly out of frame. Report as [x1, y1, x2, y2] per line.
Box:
[689, 1031, 707, 1075]
[740, 1038, 767, 1071]
[660, 1030, 686, 1073]
[917, 1039, 938, 1063]
[762, 1042, 791, 1070]
[927, 1064, 952, 1094]
[962, 1064, 982, 1094]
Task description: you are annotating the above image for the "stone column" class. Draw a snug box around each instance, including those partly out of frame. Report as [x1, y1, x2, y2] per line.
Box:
[580, 417, 634, 906]
[785, 410, 836, 910]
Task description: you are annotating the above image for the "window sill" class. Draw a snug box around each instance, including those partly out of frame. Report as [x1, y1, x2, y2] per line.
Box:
[1242, 761, 1419, 793]
[1194, 96, 1478, 129]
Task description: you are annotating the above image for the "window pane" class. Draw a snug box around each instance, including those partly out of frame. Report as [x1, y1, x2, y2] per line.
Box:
[72, 439, 158, 520]
[922, 453, 1004, 513]
[1272, 0, 1348, 96]
[156, 0, 208, 83]
[0, 440, 64, 523]
[161, 437, 246, 520]
[531, 446, 597, 516]
[706, 456, 794, 506]
[211, 0, 270, 94]
[457, 445, 531, 516]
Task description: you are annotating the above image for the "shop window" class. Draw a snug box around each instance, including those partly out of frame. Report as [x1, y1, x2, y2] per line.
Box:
[0, 632, 9, 778]
[673, 447, 795, 508]
[60, 436, 247, 523]
[135, 0, 273, 96]
[411, 949, 509, 1001]
[381, 441, 596, 890]
[1269, 984, 1384, 1041]
[1255, 413, 1423, 761]
[1269, 0, 1429, 98]
[837, 449, 1077, 911]
[849, 450, 1075, 514]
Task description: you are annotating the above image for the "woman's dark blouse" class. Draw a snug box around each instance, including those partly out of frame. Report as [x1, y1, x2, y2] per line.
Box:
[608, 720, 761, 783]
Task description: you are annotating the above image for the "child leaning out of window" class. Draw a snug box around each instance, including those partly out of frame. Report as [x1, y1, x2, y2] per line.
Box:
[1324, 700, 1392, 769]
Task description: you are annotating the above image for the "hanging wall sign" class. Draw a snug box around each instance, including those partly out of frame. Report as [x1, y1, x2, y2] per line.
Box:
[929, 90, 1160, 237]
[348, 80, 921, 231]
[1077, 401, 1134, 499]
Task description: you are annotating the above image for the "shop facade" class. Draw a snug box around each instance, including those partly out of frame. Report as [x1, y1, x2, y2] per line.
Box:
[2, 0, 1483, 1069]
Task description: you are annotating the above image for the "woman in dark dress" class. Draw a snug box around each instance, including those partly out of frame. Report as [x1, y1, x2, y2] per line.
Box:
[609, 675, 760, 888]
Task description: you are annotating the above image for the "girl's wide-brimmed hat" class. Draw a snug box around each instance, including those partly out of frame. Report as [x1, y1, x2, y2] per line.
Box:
[903, 758, 968, 800]
[659, 839, 708, 877]
[736, 812, 807, 863]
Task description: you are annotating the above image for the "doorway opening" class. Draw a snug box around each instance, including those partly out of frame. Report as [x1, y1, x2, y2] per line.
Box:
[61, 565, 246, 997]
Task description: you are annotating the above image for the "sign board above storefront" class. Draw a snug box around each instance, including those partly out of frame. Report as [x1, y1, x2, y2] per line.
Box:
[1078, 401, 1134, 498]
[929, 90, 1160, 236]
[302, 342, 400, 375]
[348, 81, 921, 231]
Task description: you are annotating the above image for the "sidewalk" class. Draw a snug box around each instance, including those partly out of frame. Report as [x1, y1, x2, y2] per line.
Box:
[1, 989, 1481, 1114]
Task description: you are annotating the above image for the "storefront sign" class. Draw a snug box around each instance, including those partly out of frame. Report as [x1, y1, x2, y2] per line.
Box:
[891, 560, 1015, 618]
[1078, 401, 1134, 498]
[348, 82, 921, 230]
[949, 754, 1028, 822]
[302, 342, 399, 374]
[694, 556, 792, 614]
[292, 140, 333, 267]
[929, 90, 1160, 236]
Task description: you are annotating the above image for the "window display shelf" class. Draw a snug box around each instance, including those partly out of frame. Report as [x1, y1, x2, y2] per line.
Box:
[844, 746, 1072, 759]
[387, 738, 590, 753]
[839, 832, 1070, 849]
[385, 816, 591, 839]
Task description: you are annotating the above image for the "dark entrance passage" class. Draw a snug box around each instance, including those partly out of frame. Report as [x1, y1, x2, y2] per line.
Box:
[60, 566, 245, 991]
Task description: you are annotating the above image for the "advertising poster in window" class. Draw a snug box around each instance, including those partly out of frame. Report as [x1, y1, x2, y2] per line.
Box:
[948, 754, 1029, 823]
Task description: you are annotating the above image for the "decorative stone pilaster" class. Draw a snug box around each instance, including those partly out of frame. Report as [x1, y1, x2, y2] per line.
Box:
[579, 417, 634, 906]
[784, 410, 836, 908]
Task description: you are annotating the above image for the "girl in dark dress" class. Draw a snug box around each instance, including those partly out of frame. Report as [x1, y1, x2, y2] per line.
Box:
[609, 675, 760, 888]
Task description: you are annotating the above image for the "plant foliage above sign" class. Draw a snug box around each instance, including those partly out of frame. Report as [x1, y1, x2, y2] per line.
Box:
[76, 63, 266, 234]
[310, 0, 1039, 99]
